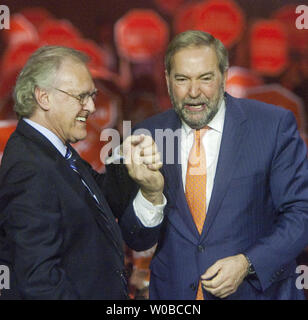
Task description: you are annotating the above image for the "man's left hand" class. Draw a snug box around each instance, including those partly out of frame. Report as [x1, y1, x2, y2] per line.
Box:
[201, 254, 249, 299]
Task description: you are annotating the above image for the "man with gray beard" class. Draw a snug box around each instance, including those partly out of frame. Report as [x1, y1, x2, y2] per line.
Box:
[124, 30, 308, 300]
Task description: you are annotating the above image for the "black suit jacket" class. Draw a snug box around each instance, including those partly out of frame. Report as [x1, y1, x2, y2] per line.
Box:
[0, 120, 161, 299]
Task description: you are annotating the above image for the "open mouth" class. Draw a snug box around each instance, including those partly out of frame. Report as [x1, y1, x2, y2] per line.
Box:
[75, 112, 90, 124]
[184, 104, 206, 112]
[76, 116, 87, 123]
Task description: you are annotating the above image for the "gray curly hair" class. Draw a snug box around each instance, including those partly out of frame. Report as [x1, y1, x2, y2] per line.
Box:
[14, 45, 89, 118]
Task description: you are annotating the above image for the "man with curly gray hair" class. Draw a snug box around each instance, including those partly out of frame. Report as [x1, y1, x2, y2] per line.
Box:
[0, 46, 165, 299]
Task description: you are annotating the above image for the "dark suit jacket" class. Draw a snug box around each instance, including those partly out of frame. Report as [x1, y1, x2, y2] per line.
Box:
[0, 120, 161, 299]
[133, 93, 308, 300]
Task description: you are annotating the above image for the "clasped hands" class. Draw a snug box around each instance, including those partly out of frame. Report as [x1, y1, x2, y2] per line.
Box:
[122, 134, 164, 206]
[122, 136, 250, 298]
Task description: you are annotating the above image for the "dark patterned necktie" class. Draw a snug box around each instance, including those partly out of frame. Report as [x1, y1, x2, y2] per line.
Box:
[65, 147, 99, 204]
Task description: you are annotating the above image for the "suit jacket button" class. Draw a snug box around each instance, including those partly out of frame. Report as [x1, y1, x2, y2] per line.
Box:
[190, 283, 197, 291]
[198, 245, 204, 252]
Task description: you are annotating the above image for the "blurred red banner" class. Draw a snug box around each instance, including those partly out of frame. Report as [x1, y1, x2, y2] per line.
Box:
[20, 7, 53, 29]
[39, 19, 82, 45]
[1, 41, 40, 76]
[250, 20, 288, 76]
[154, 0, 186, 15]
[246, 84, 306, 131]
[1, 14, 39, 47]
[226, 66, 263, 98]
[114, 9, 169, 62]
[0, 120, 17, 163]
[272, 4, 308, 53]
[173, 2, 201, 34]
[195, 0, 245, 48]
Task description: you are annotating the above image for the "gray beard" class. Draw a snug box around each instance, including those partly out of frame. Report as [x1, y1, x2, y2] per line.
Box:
[171, 90, 224, 129]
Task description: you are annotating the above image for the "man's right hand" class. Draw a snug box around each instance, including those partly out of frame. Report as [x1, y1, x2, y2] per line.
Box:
[122, 134, 164, 205]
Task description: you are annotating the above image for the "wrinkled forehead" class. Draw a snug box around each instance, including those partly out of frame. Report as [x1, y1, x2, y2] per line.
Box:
[53, 57, 94, 91]
[169, 45, 220, 75]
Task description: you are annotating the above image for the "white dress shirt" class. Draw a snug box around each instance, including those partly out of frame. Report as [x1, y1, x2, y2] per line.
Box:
[181, 99, 226, 211]
[24, 118, 67, 157]
[23, 118, 166, 227]
[104, 99, 225, 226]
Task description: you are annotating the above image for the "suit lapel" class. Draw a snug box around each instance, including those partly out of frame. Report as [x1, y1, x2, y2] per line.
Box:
[17, 120, 124, 258]
[68, 148, 124, 254]
[56, 154, 124, 258]
[161, 111, 201, 244]
[16, 120, 64, 159]
[201, 94, 248, 241]
[69, 148, 103, 203]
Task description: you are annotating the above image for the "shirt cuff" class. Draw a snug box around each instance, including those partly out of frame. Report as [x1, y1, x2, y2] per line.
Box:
[133, 189, 166, 228]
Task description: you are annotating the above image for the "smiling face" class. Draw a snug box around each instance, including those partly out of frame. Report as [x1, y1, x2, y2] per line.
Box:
[166, 45, 227, 129]
[44, 58, 96, 144]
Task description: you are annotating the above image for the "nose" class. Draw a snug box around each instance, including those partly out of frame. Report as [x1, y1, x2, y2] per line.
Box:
[83, 96, 96, 114]
[188, 80, 201, 98]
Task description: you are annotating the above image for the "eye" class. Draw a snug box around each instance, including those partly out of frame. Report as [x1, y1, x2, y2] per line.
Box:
[201, 77, 212, 82]
[175, 77, 187, 82]
[78, 93, 88, 101]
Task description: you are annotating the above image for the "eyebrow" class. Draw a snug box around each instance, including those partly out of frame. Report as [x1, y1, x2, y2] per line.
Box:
[79, 88, 98, 95]
[199, 72, 215, 77]
[174, 72, 215, 78]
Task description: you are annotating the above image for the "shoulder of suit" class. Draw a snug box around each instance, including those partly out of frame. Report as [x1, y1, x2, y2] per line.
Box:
[227, 94, 291, 123]
[1, 130, 56, 176]
[134, 109, 177, 131]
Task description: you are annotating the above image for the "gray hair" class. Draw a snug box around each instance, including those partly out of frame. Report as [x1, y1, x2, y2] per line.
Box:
[165, 30, 229, 75]
[14, 45, 89, 118]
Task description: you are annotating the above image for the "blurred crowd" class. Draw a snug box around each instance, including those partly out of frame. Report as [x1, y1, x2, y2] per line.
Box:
[0, 0, 307, 299]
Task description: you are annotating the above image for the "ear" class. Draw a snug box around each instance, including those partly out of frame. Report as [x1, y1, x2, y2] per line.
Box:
[223, 70, 228, 86]
[34, 86, 50, 111]
[221, 70, 228, 92]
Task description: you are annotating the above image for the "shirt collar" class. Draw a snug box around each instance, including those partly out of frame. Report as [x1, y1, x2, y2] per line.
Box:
[181, 98, 226, 135]
[23, 118, 67, 157]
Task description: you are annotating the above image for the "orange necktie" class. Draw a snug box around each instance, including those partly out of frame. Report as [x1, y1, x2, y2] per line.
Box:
[185, 128, 207, 300]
